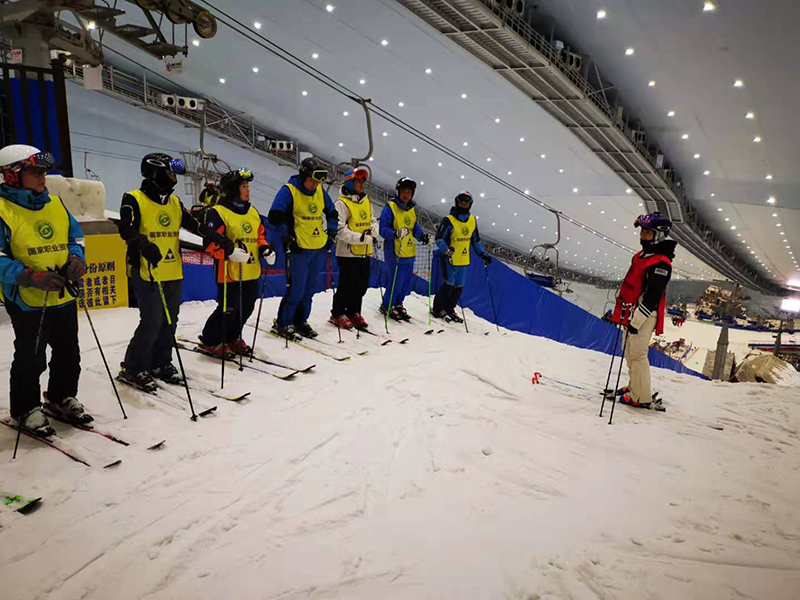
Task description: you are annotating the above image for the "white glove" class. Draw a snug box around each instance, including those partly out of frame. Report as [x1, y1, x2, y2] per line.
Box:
[263, 247, 277, 266]
[396, 227, 409, 238]
[371, 223, 379, 238]
[230, 247, 250, 263]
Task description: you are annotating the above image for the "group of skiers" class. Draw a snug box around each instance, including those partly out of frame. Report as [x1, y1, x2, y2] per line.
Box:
[0, 144, 675, 437]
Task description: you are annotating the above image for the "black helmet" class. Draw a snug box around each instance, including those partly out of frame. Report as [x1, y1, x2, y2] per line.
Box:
[395, 177, 416, 198]
[299, 156, 329, 183]
[219, 167, 254, 200]
[453, 190, 473, 215]
[141, 152, 186, 195]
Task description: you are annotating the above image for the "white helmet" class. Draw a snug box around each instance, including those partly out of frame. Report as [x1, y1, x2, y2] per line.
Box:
[0, 144, 55, 187]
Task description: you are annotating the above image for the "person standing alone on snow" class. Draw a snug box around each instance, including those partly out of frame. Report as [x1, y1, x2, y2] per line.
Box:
[330, 166, 378, 331]
[611, 212, 675, 409]
[0, 145, 92, 436]
[198, 168, 275, 357]
[378, 177, 430, 321]
[431, 191, 491, 323]
[117, 153, 199, 393]
[268, 157, 338, 340]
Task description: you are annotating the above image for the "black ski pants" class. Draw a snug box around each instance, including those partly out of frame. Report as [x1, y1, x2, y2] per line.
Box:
[124, 273, 182, 375]
[432, 282, 463, 314]
[6, 301, 80, 419]
[201, 279, 260, 346]
[331, 257, 371, 317]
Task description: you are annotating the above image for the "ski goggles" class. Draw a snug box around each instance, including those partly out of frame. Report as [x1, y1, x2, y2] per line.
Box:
[455, 192, 473, 205]
[634, 213, 669, 231]
[168, 157, 186, 175]
[310, 167, 329, 183]
[237, 167, 254, 181]
[344, 167, 369, 182]
[10, 151, 56, 173]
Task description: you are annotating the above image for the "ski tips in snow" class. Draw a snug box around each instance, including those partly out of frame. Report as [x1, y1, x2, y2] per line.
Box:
[147, 440, 166, 451]
[2, 492, 42, 515]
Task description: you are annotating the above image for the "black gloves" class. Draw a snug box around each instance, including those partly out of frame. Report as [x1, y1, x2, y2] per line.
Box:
[325, 231, 337, 251]
[141, 242, 163, 267]
[444, 246, 455, 257]
[627, 324, 639, 335]
[420, 233, 431, 245]
[16, 269, 66, 291]
[481, 253, 492, 265]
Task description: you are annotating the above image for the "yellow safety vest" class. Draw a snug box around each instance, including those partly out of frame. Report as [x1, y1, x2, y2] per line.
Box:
[287, 183, 326, 250]
[129, 189, 183, 282]
[214, 204, 262, 282]
[340, 195, 373, 256]
[388, 201, 417, 258]
[447, 214, 476, 266]
[0, 194, 72, 308]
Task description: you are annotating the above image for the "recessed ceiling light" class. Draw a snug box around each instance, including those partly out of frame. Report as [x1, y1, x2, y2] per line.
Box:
[703, 2, 717, 12]
[767, 196, 776, 204]
[302, 90, 308, 96]
[87, 20, 97, 30]
[382, 131, 388, 137]
[420, 181, 425, 185]
[462, 141, 468, 146]
[192, 39, 200, 47]
[435, 124, 441, 129]
[495, 118, 501, 124]
[597, 9, 608, 19]
[773, 213, 778, 217]
[734, 79, 744, 88]
[359, 79, 366, 85]
[587, 201, 592, 205]
[693, 153, 701, 159]
[460, 93, 467, 99]
[746, 111, 755, 119]
[776, 223, 782, 227]
[486, 157, 492, 162]
[540, 154, 546, 159]
[338, 142, 344, 147]
[753, 136, 762, 143]
[398, 102, 404, 107]
[524, 189, 530, 195]
[411, 148, 417, 153]
[219, 78, 226, 84]
[625, 188, 632, 194]
[519, 137, 525, 142]
[681, 133, 689, 140]
[479, 193, 485, 198]
[717, 207, 723, 212]
[724, 217, 729, 221]
[381, 39, 389, 46]
[254, 21, 262, 29]
[369, 157, 374, 161]
[252, 66, 260, 73]
[572, 187, 579, 193]
[425, 68, 432, 74]
[667, 110, 675, 117]
[312, 53, 319, 60]
[648, 80, 656, 87]
[765, 174, 773, 180]
[326, 4, 335, 12]
[703, 170, 711, 176]
[507, 171, 512, 176]
[492, 222, 496, 226]
[342, 111, 349, 116]
[460, 175, 465, 179]
[559, 169, 564, 173]
[396, 169, 401, 174]
[438, 162, 442, 167]
[710, 193, 715, 197]
[625, 47, 635, 56]
[441, 198, 446, 203]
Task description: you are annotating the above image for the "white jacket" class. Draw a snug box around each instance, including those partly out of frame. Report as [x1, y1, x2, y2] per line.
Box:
[334, 187, 379, 259]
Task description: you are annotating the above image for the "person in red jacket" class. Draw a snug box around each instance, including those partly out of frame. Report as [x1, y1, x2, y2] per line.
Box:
[611, 212, 675, 408]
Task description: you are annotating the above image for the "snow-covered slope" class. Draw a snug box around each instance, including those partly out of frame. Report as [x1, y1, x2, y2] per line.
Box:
[1, 289, 799, 599]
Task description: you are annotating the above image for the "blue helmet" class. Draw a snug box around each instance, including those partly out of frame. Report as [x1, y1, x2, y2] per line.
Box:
[635, 212, 672, 243]
[342, 166, 369, 194]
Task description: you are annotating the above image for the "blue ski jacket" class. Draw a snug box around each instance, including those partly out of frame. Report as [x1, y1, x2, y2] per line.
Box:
[379, 197, 426, 263]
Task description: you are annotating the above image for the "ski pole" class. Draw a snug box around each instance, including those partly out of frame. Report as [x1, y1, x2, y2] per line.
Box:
[385, 261, 399, 334]
[484, 263, 500, 333]
[329, 255, 342, 343]
[599, 323, 622, 418]
[75, 284, 126, 419]
[427, 243, 433, 326]
[608, 329, 631, 426]
[221, 257, 228, 389]
[13, 291, 49, 460]
[282, 251, 292, 349]
[250, 269, 268, 362]
[153, 268, 198, 421]
[458, 293, 469, 334]
[238, 260, 244, 372]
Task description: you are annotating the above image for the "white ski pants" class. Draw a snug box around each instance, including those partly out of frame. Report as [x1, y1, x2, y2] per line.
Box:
[624, 312, 657, 404]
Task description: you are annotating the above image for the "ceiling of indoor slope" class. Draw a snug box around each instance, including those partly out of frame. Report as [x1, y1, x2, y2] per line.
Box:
[92, 0, 728, 282]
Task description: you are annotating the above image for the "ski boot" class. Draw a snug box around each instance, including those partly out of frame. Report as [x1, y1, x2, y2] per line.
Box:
[395, 305, 411, 322]
[14, 407, 56, 438]
[445, 310, 464, 324]
[229, 338, 253, 356]
[380, 305, 405, 322]
[197, 342, 234, 360]
[431, 309, 448, 320]
[272, 321, 300, 341]
[151, 363, 185, 385]
[329, 315, 354, 330]
[349, 313, 369, 331]
[117, 365, 159, 394]
[44, 396, 94, 425]
[295, 322, 318, 339]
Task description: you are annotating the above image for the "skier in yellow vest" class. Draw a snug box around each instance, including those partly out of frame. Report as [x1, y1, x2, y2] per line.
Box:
[330, 166, 377, 331]
[0, 144, 92, 436]
[198, 168, 275, 357]
[432, 191, 491, 323]
[378, 177, 431, 321]
[117, 153, 199, 393]
[267, 157, 338, 340]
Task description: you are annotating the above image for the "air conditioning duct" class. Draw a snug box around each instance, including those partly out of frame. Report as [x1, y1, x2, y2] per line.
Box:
[160, 94, 177, 108]
[268, 140, 295, 152]
[177, 96, 200, 110]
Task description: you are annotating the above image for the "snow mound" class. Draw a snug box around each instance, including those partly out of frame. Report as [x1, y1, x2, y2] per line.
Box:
[1, 289, 799, 599]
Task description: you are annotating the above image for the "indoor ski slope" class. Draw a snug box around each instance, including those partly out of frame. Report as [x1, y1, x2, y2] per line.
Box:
[1, 288, 799, 600]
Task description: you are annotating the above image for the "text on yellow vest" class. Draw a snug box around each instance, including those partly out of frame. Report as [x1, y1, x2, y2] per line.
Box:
[214, 204, 263, 282]
[129, 189, 183, 281]
[446, 214, 476, 266]
[340, 195, 373, 256]
[0, 194, 72, 308]
[287, 183, 326, 250]
[389, 200, 417, 258]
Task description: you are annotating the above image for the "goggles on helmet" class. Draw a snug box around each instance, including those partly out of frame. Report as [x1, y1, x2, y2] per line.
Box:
[634, 213, 670, 231]
[455, 192, 473, 205]
[311, 168, 329, 183]
[169, 157, 187, 175]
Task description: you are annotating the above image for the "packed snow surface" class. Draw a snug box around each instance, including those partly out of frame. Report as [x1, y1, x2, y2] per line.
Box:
[1, 289, 799, 600]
